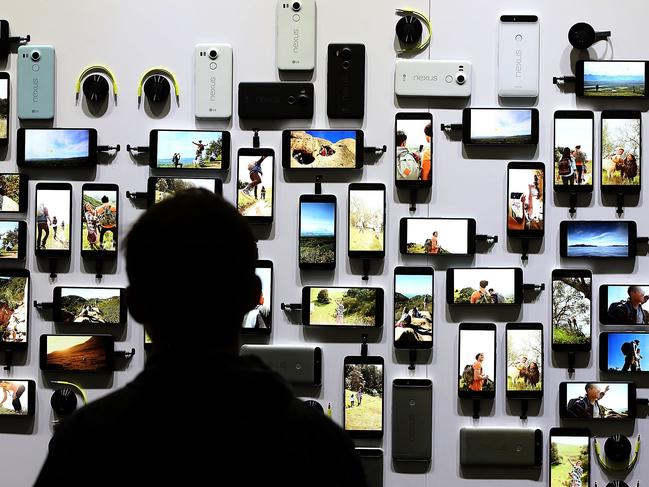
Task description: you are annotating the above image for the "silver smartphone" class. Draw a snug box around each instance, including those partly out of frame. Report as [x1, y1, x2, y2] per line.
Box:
[240, 344, 322, 386]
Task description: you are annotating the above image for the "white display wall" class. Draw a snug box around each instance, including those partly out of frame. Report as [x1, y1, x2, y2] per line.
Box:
[2, 0, 649, 485]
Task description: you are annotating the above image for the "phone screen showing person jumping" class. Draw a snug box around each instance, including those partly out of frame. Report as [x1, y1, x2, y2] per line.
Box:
[35, 185, 71, 254]
[549, 429, 590, 487]
[82, 185, 118, 254]
[237, 148, 274, 223]
[507, 162, 544, 238]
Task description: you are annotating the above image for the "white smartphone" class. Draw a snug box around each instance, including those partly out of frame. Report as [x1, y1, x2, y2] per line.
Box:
[194, 44, 232, 119]
[498, 15, 539, 97]
[276, 0, 316, 71]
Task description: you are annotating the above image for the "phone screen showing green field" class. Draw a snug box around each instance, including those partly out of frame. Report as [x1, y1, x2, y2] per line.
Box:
[309, 287, 377, 326]
[344, 363, 383, 433]
[550, 435, 589, 487]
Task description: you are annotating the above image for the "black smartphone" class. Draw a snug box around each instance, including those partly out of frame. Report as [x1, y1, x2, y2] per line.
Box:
[559, 381, 636, 420]
[392, 378, 432, 462]
[600, 331, 649, 373]
[241, 260, 273, 335]
[355, 448, 383, 487]
[240, 345, 321, 386]
[461, 108, 539, 145]
[0, 269, 30, 351]
[52, 286, 126, 325]
[559, 220, 637, 259]
[393, 266, 433, 349]
[237, 147, 274, 224]
[506, 161, 545, 239]
[39, 334, 114, 372]
[601, 110, 641, 194]
[299, 194, 336, 270]
[599, 284, 649, 325]
[399, 217, 476, 255]
[551, 269, 592, 353]
[446, 267, 523, 305]
[35, 182, 72, 258]
[327, 43, 365, 119]
[147, 176, 223, 207]
[0, 174, 28, 213]
[17, 128, 98, 167]
[395, 112, 433, 188]
[0, 379, 35, 416]
[505, 322, 543, 399]
[458, 322, 496, 399]
[549, 428, 590, 487]
[553, 110, 594, 192]
[148, 129, 230, 171]
[0, 220, 26, 261]
[347, 183, 386, 259]
[343, 355, 384, 438]
[576, 60, 648, 98]
[301, 286, 383, 327]
[0, 72, 9, 146]
[282, 129, 364, 169]
[460, 427, 543, 468]
[238, 82, 314, 119]
[81, 183, 118, 258]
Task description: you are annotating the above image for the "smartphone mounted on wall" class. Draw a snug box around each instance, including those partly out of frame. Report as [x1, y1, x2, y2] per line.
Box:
[0, 379, 35, 416]
[458, 322, 496, 399]
[460, 427, 543, 468]
[0, 220, 26, 261]
[553, 110, 594, 194]
[241, 260, 273, 335]
[506, 161, 545, 240]
[559, 381, 637, 420]
[347, 183, 386, 260]
[600, 110, 641, 195]
[560, 220, 637, 259]
[0, 269, 30, 353]
[282, 129, 364, 169]
[399, 217, 476, 255]
[327, 44, 365, 119]
[599, 283, 649, 325]
[0, 174, 28, 214]
[148, 129, 230, 171]
[0, 72, 9, 146]
[393, 266, 433, 349]
[461, 108, 539, 146]
[81, 183, 118, 264]
[39, 334, 115, 372]
[35, 182, 72, 260]
[240, 344, 321, 386]
[549, 428, 590, 487]
[299, 194, 336, 270]
[392, 378, 432, 462]
[17, 128, 97, 168]
[576, 60, 648, 98]
[301, 286, 384, 328]
[599, 331, 649, 373]
[395, 112, 433, 188]
[52, 286, 127, 325]
[446, 267, 523, 305]
[551, 269, 592, 353]
[505, 322, 543, 400]
[236, 147, 275, 224]
[147, 176, 223, 207]
[343, 355, 384, 438]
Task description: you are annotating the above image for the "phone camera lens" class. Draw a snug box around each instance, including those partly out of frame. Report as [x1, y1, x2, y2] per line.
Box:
[291, 1, 301, 11]
[208, 49, 218, 60]
[456, 74, 466, 85]
[287, 95, 296, 105]
[31, 51, 40, 62]
[340, 47, 352, 61]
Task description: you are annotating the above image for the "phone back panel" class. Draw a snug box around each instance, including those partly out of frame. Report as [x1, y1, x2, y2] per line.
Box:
[18, 45, 55, 120]
[240, 344, 321, 385]
[327, 44, 365, 119]
[392, 379, 432, 461]
[460, 427, 542, 467]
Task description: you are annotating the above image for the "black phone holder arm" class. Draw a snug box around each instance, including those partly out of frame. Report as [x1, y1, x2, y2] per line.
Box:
[126, 190, 147, 200]
[94, 258, 104, 280]
[569, 193, 578, 216]
[440, 123, 462, 132]
[553, 76, 577, 84]
[97, 144, 120, 153]
[280, 302, 302, 312]
[2, 349, 13, 371]
[523, 283, 545, 292]
[637, 398, 649, 407]
[520, 399, 528, 420]
[360, 334, 368, 357]
[48, 258, 58, 280]
[408, 188, 418, 212]
[362, 259, 370, 281]
[34, 300, 54, 310]
[126, 144, 149, 154]
[472, 399, 480, 419]
[520, 239, 529, 262]
[114, 348, 136, 360]
[475, 234, 498, 244]
[252, 129, 260, 148]
[315, 175, 322, 195]
[363, 145, 387, 156]
[408, 349, 416, 371]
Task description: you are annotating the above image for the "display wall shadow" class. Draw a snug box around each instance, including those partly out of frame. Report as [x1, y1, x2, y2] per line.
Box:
[17, 119, 53, 129]
[559, 418, 635, 437]
[348, 259, 385, 280]
[463, 145, 539, 161]
[292, 384, 322, 399]
[238, 118, 312, 131]
[41, 372, 114, 390]
[506, 398, 543, 418]
[599, 371, 649, 389]
[559, 258, 636, 274]
[195, 118, 233, 131]
[498, 96, 537, 108]
[601, 191, 640, 211]
[395, 187, 431, 207]
[0, 416, 34, 434]
[81, 97, 108, 118]
[460, 465, 541, 480]
[553, 191, 594, 213]
[283, 169, 362, 184]
[393, 348, 432, 367]
[507, 238, 544, 263]
[35, 256, 71, 277]
[250, 223, 274, 241]
[551, 351, 591, 371]
[0, 348, 27, 368]
[278, 70, 315, 82]
[20, 167, 96, 181]
[392, 459, 430, 474]
[143, 97, 171, 119]
[458, 398, 495, 418]
[56, 323, 126, 342]
[0, 146, 7, 161]
[328, 118, 364, 129]
[394, 95, 470, 111]
[298, 269, 335, 286]
[80, 257, 117, 278]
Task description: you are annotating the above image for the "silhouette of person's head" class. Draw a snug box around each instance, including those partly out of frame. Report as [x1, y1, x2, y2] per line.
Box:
[125, 189, 260, 350]
[101, 195, 109, 204]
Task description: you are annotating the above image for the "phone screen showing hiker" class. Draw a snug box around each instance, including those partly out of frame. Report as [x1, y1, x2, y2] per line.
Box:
[52, 287, 126, 325]
[0, 73, 9, 146]
[399, 218, 476, 255]
[599, 332, 649, 373]
[299, 194, 336, 270]
[0, 379, 35, 416]
[553, 111, 594, 193]
[446, 268, 523, 305]
[17, 128, 97, 167]
[0, 270, 29, 351]
[241, 260, 272, 335]
[39, 334, 114, 372]
[302, 286, 384, 327]
[559, 381, 636, 420]
[282, 129, 364, 169]
[457, 323, 496, 399]
[601, 110, 641, 193]
[505, 323, 543, 399]
[559, 220, 637, 259]
[0, 174, 28, 213]
[81, 183, 118, 257]
[461, 108, 539, 145]
[149, 129, 230, 171]
[147, 177, 223, 207]
[236, 148, 274, 224]
[506, 161, 545, 238]
[551, 269, 592, 352]
[35, 183, 72, 258]
[343, 355, 384, 438]
[393, 267, 433, 349]
[394, 112, 432, 187]
[599, 284, 649, 325]
[0, 220, 26, 261]
[347, 183, 386, 259]
[576, 60, 648, 99]
[549, 428, 590, 487]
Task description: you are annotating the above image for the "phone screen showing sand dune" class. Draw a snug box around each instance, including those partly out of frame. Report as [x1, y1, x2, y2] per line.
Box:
[45, 335, 110, 371]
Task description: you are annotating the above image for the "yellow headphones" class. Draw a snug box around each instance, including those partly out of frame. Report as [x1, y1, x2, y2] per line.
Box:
[396, 8, 432, 54]
[594, 435, 640, 472]
[75, 64, 118, 104]
[137, 67, 180, 108]
[52, 380, 88, 405]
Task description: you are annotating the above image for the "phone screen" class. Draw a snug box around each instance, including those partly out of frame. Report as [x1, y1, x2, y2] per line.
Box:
[344, 360, 383, 435]
[237, 151, 274, 220]
[394, 272, 433, 346]
[469, 109, 535, 144]
[42, 335, 112, 372]
[299, 198, 336, 267]
[307, 287, 381, 327]
[549, 432, 589, 487]
[564, 221, 632, 258]
[153, 130, 228, 170]
[452, 268, 517, 304]
[458, 326, 496, 395]
[603, 332, 648, 372]
[151, 178, 221, 205]
[552, 272, 591, 349]
[601, 284, 649, 324]
[0, 275, 29, 346]
[0, 221, 22, 259]
[0, 77, 8, 144]
[563, 382, 631, 420]
[582, 61, 646, 98]
[348, 186, 385, 255]
[241, 263, 272, 333]
[0, 175, 23, 213]
[82, 187, 117, 253]
[287, 130, 359, 168]
[601, 113, 641, 189]
[507, 164, 544, 236]
[0, 380, 31, 415]
[395, 115, 432, 184]
[35, 187, 71, 253]
[506, 327, 543, 394]
[402, 218, 470, 255]
[22, 129, 92, 166]
[554, 115, 593, 189]
[57, 287, 123, 325]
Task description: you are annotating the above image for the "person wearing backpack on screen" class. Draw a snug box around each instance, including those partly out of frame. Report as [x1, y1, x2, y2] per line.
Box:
[396, 130, 421, 181]
[608, 286, 649, 324]
[621, 339, 641, 371]
[95, 195, 117, 250]
[558, 147, 576, 185]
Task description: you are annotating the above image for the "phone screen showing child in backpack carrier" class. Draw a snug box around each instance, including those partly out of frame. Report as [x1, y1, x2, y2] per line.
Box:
[82, 189, 117, 253]
[395, 116, 432, 184]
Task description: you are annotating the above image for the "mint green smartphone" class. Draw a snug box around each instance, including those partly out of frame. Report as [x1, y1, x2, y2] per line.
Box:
[18, 45, 55, 120]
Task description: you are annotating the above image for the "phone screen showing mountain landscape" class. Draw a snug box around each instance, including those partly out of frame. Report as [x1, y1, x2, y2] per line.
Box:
[566, 221, 630, 258]
[58, 287, 122, 324]
[300, 200, 335, 265]
[44, 335, 111, 372]
[583, 61, 646, 97]
[289, 130, 357, 168]
[24, 129, 91, 166]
